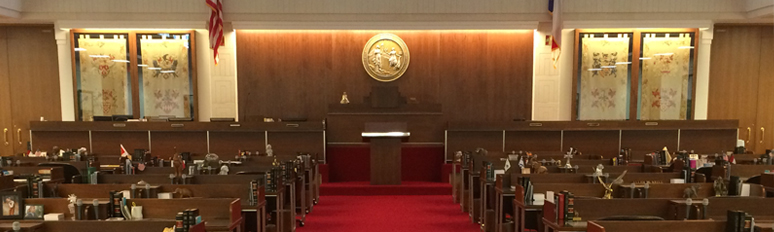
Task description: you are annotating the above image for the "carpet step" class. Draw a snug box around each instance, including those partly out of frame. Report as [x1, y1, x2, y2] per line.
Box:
[320, 181, 452, 196]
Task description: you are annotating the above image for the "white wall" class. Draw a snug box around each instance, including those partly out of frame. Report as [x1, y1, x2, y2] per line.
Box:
[0, 0, 20, 18]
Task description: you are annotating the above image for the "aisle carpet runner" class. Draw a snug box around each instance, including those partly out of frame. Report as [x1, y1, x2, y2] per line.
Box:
[296, 195, 479, 232]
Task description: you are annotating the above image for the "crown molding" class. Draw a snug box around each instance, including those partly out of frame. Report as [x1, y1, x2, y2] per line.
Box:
[232, 20, 539, 30]
[55, 20, 207, 30]
[563, 20, 715, 29]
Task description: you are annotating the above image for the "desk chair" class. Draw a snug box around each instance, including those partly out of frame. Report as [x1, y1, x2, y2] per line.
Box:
[37, 163, 82, 183]
[235, 171, 265, 175]
[695, 167, 714, 182]
[745, 175, 761, 184]
[597, 216, 664, 221]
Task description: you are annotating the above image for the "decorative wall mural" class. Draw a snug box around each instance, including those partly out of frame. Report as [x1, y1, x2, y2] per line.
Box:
[578, 37, 631, 120]
[139, 37, 192, 118]
[76, 37, 131, 121]
[362, 33, 410, 82]
[639, 36, 692, 120]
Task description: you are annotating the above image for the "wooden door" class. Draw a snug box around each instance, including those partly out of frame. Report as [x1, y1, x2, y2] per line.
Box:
[755, 28, 774, 154]
[6, 26, 61, 154]
[0, 28, 13, 156]
[708, 26, 763, 151]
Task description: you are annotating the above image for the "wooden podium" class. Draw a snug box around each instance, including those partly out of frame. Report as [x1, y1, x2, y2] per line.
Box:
[363, 122, 409, 185]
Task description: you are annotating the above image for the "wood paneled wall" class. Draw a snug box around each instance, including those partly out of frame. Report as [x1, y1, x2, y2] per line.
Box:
[236, 30, 534, 122]
[0, 26, 61, 155]
[708, 25, 774, 153]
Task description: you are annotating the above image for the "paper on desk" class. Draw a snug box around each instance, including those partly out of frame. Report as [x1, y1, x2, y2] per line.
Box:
[546, 191, 554, 203]
[741, 184, 751, 196]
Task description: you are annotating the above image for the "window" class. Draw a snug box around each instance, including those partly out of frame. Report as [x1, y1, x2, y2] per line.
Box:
[72, 31, 196, 121]
[574, 29, 697, 121]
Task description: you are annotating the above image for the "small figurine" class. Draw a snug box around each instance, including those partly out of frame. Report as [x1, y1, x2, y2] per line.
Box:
[594, 164, 604, 176]
[340, 92, 350, 104]
[266, 144, 274, 157]
[684, 184, 701, 198]
[713, 177, 728, 196]
[564, 148, 575, 168]
[611, 170, 628, 185]
[529, 156, 547, 174]
[597, 176, 613, 199]
[204, 153, 220, 170]
[173, 188, 193, 198]
[172, 153, 184, 178]
[219, 164, 229, 175]
[67, 194, 77, 220]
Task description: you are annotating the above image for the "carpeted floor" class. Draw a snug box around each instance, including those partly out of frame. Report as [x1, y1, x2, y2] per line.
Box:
[296, 195, 479, 232]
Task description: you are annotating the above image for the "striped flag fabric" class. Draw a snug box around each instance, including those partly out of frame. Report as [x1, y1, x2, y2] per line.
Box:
[207, 0, 224, 65]
[120, 144, 131, 159]
[549, 0, 563, 68]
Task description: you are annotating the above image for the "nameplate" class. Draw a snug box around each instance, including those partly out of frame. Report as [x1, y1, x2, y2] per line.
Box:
[361, 132, 411, 138]
[586, 123, 600, 127]
[285, 124, 299, 127]
[529, 123, 543, 127]
[645, 122, 659, 126]
[112, 123, 126, 127]
[171, 124, 184, 128]
[229, 124, 241, 127]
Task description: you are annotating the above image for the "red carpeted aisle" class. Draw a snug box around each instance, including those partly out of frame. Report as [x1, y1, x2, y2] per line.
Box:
[297, 195, 479, 232]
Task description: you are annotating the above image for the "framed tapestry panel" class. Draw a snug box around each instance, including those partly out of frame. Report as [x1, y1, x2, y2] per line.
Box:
[638, 32, 695, 120]
[73, 33, 132, 121]
[70, 30, 197, 121]
[136, 33, 195, 119]
[576, 33, 633, 120]
[572, 29, 699, 121]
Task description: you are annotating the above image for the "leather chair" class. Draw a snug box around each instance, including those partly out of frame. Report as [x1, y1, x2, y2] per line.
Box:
[597, 215, 664, 221]
[37, 163, 82, 183]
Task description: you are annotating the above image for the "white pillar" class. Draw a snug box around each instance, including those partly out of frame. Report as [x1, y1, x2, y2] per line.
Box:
[54, 27, 75, 121]
[557, 29, 575, 121]
[693, 26, 713, 120]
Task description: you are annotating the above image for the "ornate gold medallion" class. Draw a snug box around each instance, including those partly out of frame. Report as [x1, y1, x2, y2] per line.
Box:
[362, 33, 410, 82]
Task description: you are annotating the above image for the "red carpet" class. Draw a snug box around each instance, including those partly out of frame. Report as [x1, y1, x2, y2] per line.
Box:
[326, 145, 444, 182]
[297, 195, 479, 232]
[320, 181, 451, 196]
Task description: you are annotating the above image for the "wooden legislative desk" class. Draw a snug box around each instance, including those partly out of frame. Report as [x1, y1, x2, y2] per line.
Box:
[446, 120, 738, 161]
[28, 121, 326, 161]
[504, 180, 770, 232]
[588, 220, 727, 232]
[23, 198, 237, 232]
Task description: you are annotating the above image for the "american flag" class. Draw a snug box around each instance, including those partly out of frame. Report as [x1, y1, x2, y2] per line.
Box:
[549, 0, 563, 68]
[207, 0, 224, 65]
